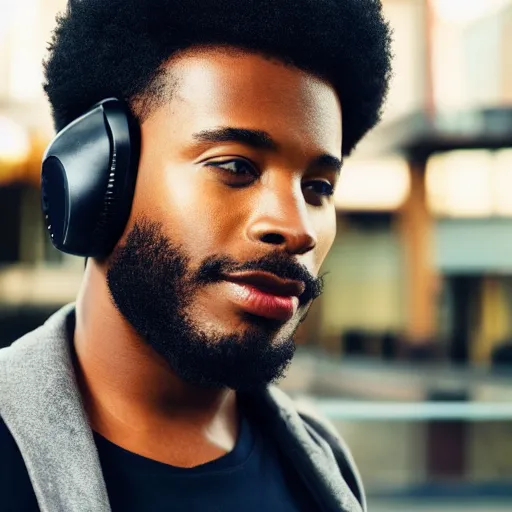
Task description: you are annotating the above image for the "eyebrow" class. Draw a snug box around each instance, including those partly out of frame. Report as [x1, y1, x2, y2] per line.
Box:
[311, 154, 344, 175]
[193, 127, 278, 151]
[192, 127, 343, 174]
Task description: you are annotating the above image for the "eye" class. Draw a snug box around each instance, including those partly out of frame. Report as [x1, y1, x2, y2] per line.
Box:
[204, 159, 259, 187]
[303, 180, 334, 197]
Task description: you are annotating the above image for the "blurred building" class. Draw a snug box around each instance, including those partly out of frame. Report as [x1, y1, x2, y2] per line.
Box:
[300, 0, 512, 370]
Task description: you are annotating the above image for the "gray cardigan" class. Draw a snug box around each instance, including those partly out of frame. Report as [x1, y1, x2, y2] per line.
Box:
[0, 304, 365, 512]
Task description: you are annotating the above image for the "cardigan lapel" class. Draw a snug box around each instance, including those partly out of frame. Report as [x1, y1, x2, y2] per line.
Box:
[0, 304, 111, 512]
[242, 387, 364, 512]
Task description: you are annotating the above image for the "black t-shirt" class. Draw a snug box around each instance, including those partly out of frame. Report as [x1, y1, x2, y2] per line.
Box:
[0, 416, 39, 512]
[0, 411, 318, 511]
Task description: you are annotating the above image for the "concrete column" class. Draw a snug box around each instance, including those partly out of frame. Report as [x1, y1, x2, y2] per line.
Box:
[397, 161, 438, 344]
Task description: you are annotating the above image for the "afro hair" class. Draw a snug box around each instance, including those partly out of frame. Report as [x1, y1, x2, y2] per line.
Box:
[43, 0, 393, 156]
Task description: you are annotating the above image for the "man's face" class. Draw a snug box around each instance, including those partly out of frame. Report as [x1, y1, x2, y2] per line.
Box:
[106, 47, 342, 391]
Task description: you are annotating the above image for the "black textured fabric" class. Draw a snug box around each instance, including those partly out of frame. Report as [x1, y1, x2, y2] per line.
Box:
[0, 411, 318, 511]
[95, 410, 318, 511]
[0, 416, 39, 512]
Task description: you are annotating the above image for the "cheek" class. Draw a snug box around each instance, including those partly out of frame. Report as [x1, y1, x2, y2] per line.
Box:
[127, 157, 245, 257]
[312, 209, 336, 271]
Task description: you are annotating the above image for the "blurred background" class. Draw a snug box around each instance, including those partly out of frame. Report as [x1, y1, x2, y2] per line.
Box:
[1, 0, 512, 510]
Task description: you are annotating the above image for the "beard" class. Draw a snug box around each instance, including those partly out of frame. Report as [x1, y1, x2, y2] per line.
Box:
[106, 219, 323, 391]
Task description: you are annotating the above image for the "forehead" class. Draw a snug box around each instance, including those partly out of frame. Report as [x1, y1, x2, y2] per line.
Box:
[149, 47, 342, 156]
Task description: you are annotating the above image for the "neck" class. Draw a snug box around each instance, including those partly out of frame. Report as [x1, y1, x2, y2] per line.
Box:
[73, 259, 238, 464]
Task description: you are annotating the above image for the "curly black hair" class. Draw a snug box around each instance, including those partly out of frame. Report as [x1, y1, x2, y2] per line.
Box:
[43, 0, 393, 156]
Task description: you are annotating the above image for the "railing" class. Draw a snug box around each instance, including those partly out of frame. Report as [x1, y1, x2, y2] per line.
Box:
[311, 399, 512, 421]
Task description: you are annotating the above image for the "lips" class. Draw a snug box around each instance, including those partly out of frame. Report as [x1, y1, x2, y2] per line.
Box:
[225, 271, 305, 297]
[222, 271, 305, 322]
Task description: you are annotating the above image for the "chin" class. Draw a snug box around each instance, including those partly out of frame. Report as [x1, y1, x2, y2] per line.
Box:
[236, 311, 299, 336]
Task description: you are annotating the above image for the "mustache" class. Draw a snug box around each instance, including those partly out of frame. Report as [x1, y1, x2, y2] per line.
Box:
[195, 250, 324, 305]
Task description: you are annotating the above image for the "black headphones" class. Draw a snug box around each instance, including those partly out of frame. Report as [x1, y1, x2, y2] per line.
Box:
[41, 98, 141, 258]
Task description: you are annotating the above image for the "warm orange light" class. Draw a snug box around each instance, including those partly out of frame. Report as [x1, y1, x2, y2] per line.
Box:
[433, 0, 509, 24]
[426, 149, 512, 217]
[334, 157, 410, 211]
[426, 150, 494, 217]
[0, 116, 30, 184]
[493, 149, 512, 215]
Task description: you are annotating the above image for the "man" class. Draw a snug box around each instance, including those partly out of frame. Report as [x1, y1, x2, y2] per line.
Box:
[0, 0, 392, 510]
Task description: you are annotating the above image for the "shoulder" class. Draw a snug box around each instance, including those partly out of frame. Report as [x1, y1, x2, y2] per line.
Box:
[292, 397, 366, 510]
[264, 387, 366, 511]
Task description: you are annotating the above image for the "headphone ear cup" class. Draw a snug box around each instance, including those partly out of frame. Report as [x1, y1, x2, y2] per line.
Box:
[41, 99, 140, 258]
[41, 156, 68, 247]
[91, 127, 123, 249]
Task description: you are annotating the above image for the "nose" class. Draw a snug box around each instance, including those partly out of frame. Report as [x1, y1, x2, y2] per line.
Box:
[246, 190, 317, 255]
